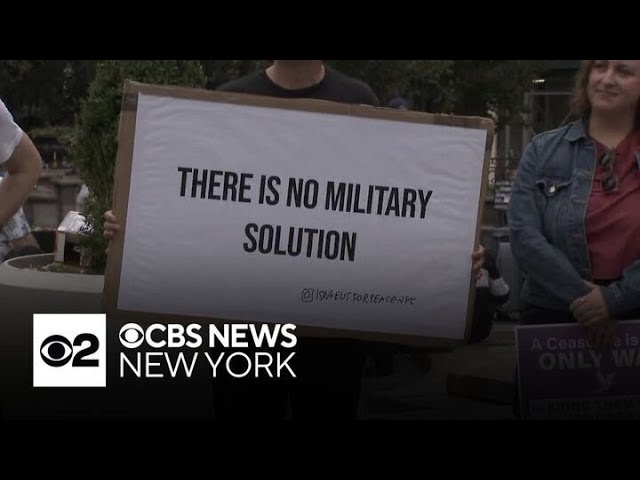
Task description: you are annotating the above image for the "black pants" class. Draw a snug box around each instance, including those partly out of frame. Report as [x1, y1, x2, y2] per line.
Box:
[212, 337, 365, 420]
[470, 288, 498, 343]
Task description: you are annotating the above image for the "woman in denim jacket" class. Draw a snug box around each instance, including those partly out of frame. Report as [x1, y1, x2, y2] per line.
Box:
[509, 60, 640, 351]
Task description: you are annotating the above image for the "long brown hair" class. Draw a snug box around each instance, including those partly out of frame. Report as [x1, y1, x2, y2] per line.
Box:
[571, 60, 640, 124]
[571, 60, 595, 119]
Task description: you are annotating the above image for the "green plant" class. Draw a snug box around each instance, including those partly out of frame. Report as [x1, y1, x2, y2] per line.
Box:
[72, 60, 207, 272]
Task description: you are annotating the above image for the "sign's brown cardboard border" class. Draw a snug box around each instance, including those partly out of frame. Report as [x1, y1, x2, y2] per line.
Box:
[104, 80, 494, 349]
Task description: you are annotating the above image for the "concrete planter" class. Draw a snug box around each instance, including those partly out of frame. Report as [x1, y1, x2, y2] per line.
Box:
[0, 253, 105, 419]
[0, 252, 103, 299]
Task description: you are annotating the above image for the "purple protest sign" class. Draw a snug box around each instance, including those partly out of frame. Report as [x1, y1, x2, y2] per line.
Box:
[516, 320, 640, 420]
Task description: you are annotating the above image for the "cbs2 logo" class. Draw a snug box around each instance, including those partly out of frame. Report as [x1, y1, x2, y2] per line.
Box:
[40, 334, 100, 367]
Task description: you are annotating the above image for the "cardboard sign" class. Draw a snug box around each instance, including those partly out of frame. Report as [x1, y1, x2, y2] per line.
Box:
[517, 321, 640, 420]
[104, 81, 493, 345]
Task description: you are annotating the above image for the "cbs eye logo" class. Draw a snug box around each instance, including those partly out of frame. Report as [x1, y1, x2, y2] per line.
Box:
[40, 334, 100, 367]
[119, 323, 145, 348]
[33, 314, 106, 387]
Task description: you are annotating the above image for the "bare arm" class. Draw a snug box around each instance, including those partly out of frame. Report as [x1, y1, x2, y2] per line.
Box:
[0, 133, 43, 226]
[472, 245, 485, 280]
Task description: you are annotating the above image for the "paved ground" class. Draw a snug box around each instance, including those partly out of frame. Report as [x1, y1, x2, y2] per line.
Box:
[359, 320, 518, 420]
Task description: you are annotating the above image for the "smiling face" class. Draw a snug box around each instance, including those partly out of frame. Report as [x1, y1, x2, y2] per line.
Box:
[587, 60, 640, 118]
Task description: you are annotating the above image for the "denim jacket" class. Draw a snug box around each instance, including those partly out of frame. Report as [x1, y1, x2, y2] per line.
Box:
[508, 119, 640, 316]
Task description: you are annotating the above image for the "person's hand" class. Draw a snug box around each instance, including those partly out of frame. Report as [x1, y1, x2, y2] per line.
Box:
[570, 281, 616, 351]
[484, 249, 499, 279]
[471, 244, 485, 281]
[103, 210, 120, 254]
[587, 322, 618, 353]
[570, 281, 611, 326]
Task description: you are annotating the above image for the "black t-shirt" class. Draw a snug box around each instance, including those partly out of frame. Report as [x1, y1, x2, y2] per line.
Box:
[216, 66, 380, 106]
[215, 65, 377, 353]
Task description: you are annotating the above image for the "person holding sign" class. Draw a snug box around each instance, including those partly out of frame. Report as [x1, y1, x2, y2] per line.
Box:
[469, 249, 510, 343]
[509, 60, 640, 352]
[104, 60, 487, 420]
[0, 179, 42, 263]
[0, 98, 42, 235]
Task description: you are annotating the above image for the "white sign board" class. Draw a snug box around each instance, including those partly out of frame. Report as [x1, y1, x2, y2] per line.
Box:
[108, 83, 492, 342]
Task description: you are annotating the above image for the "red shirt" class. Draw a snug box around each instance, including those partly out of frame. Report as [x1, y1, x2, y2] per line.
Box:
[586, 129, 640, 280]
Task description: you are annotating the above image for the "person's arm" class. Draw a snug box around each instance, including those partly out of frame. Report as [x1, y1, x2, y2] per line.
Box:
[601, 260, 640, 317]
[360, 85, 380, 107]
[103, 210, 120, 255]
[508, 138, 590, 306]
[0, 133, 42, 226]
[471, 245, 485, 280]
